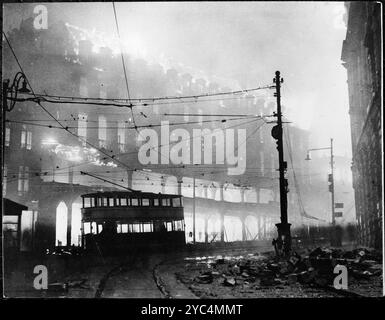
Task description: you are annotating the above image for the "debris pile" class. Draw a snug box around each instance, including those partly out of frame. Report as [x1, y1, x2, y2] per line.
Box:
[177, 247, 382, 297]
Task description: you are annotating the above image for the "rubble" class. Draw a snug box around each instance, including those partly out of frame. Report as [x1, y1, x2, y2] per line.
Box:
[223, 277, 236, 286]
[179, 246, 382, 298]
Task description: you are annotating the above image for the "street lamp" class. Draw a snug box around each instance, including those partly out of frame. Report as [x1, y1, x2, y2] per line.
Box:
[305, 138, 338, 246]
[2, 73, 31, 187]
[3, 72, 31, 111]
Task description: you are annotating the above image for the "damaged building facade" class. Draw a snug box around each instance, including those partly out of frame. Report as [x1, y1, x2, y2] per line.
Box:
[341, 2, 382, 249]
[3, 12, 324, 252]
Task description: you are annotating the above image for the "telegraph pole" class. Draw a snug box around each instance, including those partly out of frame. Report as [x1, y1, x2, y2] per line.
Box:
[271, 71, 291, 256]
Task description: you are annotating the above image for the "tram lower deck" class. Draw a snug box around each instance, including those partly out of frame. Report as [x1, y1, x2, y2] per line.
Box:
[81, 191, 186, 254]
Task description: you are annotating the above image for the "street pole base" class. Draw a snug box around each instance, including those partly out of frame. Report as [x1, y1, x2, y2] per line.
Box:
[274, 222, 292, 257]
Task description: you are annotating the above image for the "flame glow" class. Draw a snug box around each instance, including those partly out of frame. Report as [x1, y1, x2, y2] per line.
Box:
[48, 143, 117, 167]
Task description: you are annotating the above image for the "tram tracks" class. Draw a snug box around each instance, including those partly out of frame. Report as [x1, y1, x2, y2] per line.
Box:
[93, 245, 368, 299]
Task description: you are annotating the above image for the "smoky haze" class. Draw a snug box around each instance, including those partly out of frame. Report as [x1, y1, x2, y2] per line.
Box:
[4, 1, 350, 156]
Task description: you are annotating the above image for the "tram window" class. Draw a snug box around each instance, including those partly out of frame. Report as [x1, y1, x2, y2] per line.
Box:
[120, 198, 127, 206]
[97, 197, 107, 207]
[131, 223, 141, 232]
[166, 222, 173, 231]
[98, 224, 103, 233]
[131, 198, 139, 206]
[91, 222, 97, 234]
[162, 198, 171, 206]
[84, 198, 90, 208]
[108, 198, 114, 207]
[117, 223, 122, 233]
[153, 198, 159, 206]
[143, 223, 152, 232]
[102, 198, 108, 206]
[174, 220, 183, 231]
[84, 222, 91, 234]
[91, 198, 96, 207]
[122, 224, 128, 233]
[142, 198, 150, 206]
[172, 198, 181, 207]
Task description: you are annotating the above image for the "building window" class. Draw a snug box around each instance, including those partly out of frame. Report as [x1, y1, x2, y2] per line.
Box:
[78, 113, 87, 145]
[21, 125, 32, 150]
[5, 126, 10, 147]
[3, 165, 7, 196]
[98, 115, 107, 148]
[18, 166, 29, 195]
[79, 77, 88, 97]
[117, 121, 125, 152]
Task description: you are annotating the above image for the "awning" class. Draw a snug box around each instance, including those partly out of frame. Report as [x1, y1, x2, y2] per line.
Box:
[3, 198, 28, 216]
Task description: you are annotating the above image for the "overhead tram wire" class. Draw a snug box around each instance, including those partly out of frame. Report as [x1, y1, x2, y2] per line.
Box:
[2, 32, 272, 184]
[21, 85, 273, 104]
[112, 2, 141, 132]
[7, 115, 266, 130]
[7, 117, 260, 180]
[14, 112, 272, 121]
[6, 116, 263, 178]
[284, 124, 308, 219]
[3, 33, 175, 184]
[3, 31, 147, 176]
[9, 92, 272, 113]
[14, 90, 272, 109]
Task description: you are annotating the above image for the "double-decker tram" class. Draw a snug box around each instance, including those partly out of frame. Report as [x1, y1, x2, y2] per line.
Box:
[80, 191, 186, 254]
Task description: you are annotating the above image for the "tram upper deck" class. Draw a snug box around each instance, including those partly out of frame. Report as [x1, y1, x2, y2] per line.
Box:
[80, 191, 185, 253]
[81, 191, 184, 221]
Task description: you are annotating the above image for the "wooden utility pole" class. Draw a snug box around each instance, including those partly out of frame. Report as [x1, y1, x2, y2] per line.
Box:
[271, 71, 291, 256]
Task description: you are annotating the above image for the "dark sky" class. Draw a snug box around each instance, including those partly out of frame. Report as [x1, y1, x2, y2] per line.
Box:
[4, 2, 350, 156]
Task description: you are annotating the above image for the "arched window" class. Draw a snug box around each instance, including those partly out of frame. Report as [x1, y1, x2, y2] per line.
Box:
[56, 202, 68, 246]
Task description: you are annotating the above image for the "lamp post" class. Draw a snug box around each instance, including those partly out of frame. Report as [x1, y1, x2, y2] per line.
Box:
[2, 73, 31, 190]
[305, 138, 337, 246]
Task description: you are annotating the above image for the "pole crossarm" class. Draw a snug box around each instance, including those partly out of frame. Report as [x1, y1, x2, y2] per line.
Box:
[307, 147, 331, 152]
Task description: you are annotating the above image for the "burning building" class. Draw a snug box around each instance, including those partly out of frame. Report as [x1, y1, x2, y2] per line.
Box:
[3, 8, 315, 251]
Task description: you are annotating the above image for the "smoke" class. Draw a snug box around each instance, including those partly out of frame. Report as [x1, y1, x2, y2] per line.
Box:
[4, 2, 350, 156]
